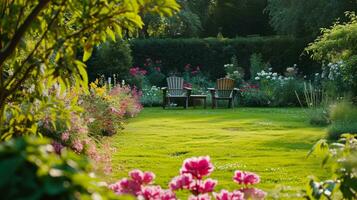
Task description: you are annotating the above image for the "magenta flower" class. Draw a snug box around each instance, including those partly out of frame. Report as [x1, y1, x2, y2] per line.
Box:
[198, 178, 217, 193]
[233, 171, 260, 185]
[240, 188, 266, 200]
[51, 141, 64, 154]
[140, 186, 162, 200]
[130, 169, 155, 184]
[169, 174, 193, 191]
[231, 190, 245, 200]
[109, 178, 141, 195]
[189, 194, 211, 200]
[180, 156, 214, 179]
[213, 190, 244, 200]
[160, 189, 177, 200]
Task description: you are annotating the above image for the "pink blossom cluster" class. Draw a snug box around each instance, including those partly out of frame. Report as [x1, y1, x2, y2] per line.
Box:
[184, 64, 201, 75]
[130, 67, 147, 77]
[109, 156, 266, 200]
[169, 156, 217, 198]
[109, 169, 177, 200]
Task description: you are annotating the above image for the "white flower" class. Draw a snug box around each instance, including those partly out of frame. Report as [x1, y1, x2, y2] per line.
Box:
[272, 77, 276, 80]
[315, 73, 319, 76]
[273, 73, 277, 76]
[266, 76, 271, 79]
[255, 77, 260, 80]
[268, 68, 272, 71]
[257, 72, 261, 76]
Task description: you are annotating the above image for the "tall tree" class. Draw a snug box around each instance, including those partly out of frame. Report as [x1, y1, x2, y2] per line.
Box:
[265, 0, 357, 37]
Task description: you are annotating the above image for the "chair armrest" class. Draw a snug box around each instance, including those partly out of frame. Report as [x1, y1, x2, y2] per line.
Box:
[234, 88, 240, 91]
[184, 87, 192, 91]
[207, 88, 215, 91]
[161, 87, 167, 91]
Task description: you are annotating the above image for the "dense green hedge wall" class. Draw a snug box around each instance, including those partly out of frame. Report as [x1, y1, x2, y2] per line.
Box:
[130, 37, 318, 79]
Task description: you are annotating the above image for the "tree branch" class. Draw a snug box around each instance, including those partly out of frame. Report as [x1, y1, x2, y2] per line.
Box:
[0, 0, 51, 66]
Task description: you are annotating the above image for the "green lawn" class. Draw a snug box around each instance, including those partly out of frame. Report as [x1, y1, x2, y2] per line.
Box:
[105, 107, 330, 198]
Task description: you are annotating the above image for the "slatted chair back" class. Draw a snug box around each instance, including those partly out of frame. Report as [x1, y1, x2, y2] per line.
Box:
[216, 78, 235, 98]
[167, 76, 186, 97]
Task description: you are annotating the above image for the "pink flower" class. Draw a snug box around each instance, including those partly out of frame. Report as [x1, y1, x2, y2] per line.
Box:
[109, 178, 141, 195]
[189, 194, 211, 200]
[61, 131, 70, 141]
[233, 171, 260, 185]
[213, 190, 244, 200]
[72, 140, 83, 153]
[140, 186, 162, 200]
[160, 190, 177, 200]
[130, 169, 155, 184]
[169, 174, 193, 191]
[240, 188, 266, 200]
[231, 190, 245, 200]
[180, 156, 214, 179]
[198, 179, 217, 193]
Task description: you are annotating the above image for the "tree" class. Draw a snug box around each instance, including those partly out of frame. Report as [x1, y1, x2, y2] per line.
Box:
[204, 0, 273, 37]
[265, 0, 357, 37]
[306, 12, 357, 96]
[0, 0, 179, 139]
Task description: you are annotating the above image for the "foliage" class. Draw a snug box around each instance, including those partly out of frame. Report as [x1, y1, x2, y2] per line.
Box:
[306, 12, 357, 96]
[296, 82, 331, 126]
[109, 156, 266, 200]
[306, 134, 357, 199]
[327, 101, 357, 140]
[87, 40, 132, 82]
[206, 0, 273, 37]
[182, 64, 213, 95]
[141, 86, 162, 107]
[0, 0, 180, 140]
[250, 67, 305, 106]
[0, 136, 121, 200]
[239, 83, 271, 107]
[265, 0, 356, 37]
[223, 56, 244, 87]
[130, 37, 314, 81]
[249, 53, 271, 79]
[83, 81, 142, 136]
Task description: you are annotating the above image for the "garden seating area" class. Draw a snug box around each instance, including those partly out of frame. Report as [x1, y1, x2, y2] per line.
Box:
[1, 1, 357, 200]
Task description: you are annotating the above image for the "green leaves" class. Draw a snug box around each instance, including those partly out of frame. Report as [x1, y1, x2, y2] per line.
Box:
[0, 0, 180, 140]
[0, 136, 121, 199]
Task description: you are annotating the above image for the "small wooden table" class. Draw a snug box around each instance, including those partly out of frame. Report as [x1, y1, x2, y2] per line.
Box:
[190, 95, 207, 109]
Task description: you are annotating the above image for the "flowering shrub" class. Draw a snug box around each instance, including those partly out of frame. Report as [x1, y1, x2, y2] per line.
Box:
[183, 64, 213, 95]
[109, 156, 266, 200]
[224, 56, 244, 86]
[83, 81, 142, 136]
[141, 86, 163, 107]
[249, 67, 304, 106]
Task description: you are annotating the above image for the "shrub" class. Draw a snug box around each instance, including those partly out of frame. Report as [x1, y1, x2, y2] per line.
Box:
[327, 101, 357, 140]
[141, 86, 163, 107]
[87, 40, 133, 81]
[0, 136, 119, 200]
[306, 134, 357, 199]
[130, 37, 317, 80]
[239, 84, 271, 107]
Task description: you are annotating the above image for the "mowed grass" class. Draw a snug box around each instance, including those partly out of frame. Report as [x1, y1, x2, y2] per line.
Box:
[105, 107, 330, 198]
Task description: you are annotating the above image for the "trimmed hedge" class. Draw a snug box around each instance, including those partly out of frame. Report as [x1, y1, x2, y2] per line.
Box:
[130, 37, 318, 79]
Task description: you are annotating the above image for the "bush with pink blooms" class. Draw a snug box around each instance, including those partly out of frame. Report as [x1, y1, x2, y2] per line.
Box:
[109, 156, 266, 200]
[41, 80, 142, 174]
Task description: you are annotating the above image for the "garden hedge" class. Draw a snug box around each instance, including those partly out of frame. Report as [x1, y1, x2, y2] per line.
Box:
[130, 37, 318, 79]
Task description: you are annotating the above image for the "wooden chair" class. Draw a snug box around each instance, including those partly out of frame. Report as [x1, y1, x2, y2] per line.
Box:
[162, 76, 191, 109]
[208, 78, 239, 108]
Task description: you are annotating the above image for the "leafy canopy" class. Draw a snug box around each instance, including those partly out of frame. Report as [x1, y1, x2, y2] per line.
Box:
[0, 0, 179, 139]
